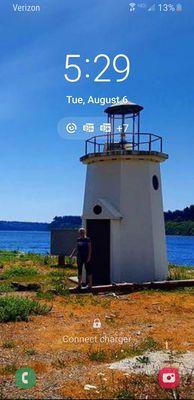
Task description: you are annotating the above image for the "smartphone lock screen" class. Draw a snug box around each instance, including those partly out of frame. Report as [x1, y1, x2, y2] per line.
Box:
[0, 1, 194, 399]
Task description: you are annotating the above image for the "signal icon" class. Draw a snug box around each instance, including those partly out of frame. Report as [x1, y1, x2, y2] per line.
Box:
[129, 2, 136, 12]
[148, 4, 156, 11]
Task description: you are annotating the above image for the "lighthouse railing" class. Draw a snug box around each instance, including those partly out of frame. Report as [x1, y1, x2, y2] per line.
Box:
[85, 133, 163, 155]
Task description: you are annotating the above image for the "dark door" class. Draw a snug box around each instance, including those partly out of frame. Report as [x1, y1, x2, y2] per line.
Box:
[86, 219, 110, 285]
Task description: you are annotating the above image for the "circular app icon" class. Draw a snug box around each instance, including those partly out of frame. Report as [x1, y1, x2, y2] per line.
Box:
[15, 367, 36, 389]
[66, 122, 77, 134]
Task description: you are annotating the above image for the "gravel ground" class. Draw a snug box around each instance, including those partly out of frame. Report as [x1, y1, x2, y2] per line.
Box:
[109, 350, 194, 375]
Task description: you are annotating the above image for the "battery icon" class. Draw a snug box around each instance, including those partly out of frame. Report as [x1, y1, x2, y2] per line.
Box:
[176, 3, 182, 12]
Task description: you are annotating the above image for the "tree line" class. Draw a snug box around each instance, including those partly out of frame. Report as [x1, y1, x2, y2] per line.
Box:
[164, 205, 194, 222]
[0, 205, 194, 235]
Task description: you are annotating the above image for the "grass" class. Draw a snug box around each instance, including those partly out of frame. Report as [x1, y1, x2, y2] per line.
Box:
[87, 337, 160, 364]
[0, 250, 20, 264]
[49, 270, 65, 278]
[36, 291, 54, 300]
[53, 283, 70, 296]
[49, 271, 70, 296]
[2, 265, 38, 279]
[168, 264, 194, 280]
[141, 337, 160, 351]
[0, 296, 52, 322]
[0, 283, 14, 293]
[88, 345, 144, 363]
[0, 250, 57, 268]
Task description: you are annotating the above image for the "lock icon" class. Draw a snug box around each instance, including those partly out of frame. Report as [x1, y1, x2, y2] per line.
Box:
[93, 318, 102, 329]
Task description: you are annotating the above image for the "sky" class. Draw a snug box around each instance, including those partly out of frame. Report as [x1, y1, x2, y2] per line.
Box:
[0, 0, 194, 222]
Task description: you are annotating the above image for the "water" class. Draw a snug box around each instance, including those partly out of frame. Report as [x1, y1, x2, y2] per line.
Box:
[0, 231, 193, 266]
[166, 235, 194, 266]
[0, 231, 50, 255]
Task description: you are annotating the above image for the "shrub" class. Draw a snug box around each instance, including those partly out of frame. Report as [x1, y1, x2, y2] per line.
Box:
[0, 296, 51, 322]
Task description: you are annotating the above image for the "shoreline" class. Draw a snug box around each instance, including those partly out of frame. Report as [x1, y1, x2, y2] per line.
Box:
[0, 229, 194, 236]
[0, 235, 194, 268]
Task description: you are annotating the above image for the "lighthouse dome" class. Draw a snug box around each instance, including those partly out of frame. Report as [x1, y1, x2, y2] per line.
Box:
[105, 100, 143, 115]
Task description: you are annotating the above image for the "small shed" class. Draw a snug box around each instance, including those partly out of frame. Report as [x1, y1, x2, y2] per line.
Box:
[50, 229, 78, 266]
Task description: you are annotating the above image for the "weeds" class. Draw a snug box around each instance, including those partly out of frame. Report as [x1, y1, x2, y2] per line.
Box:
[2, 340, 15, 349]
[25, 348, 36, 356]
[136, 355, 150, 364]
[141, 337, 160, 351]
[115, 389, 134, 399]
[2, 363, 17, 374]
[52, 357, 66, 369]
[88, 350, 107, 362]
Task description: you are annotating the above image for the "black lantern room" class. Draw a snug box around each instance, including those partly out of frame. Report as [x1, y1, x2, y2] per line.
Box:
[81, 100, 165, 159]
[104, 100, 143, 150]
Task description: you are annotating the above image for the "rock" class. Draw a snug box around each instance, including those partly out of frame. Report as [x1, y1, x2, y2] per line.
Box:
[105, 313, 116, 319]
[11, 282, 41, 291]
[84, 384, 97, 391]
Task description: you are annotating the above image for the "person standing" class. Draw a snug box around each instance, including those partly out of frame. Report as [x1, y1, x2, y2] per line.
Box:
[70, 228, 92, 290]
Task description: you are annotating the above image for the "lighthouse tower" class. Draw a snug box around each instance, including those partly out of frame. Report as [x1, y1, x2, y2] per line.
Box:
[80, 101, 168, 285]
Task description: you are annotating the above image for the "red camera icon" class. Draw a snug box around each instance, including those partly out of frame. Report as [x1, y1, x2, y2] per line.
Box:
[158, 368, 179, 389]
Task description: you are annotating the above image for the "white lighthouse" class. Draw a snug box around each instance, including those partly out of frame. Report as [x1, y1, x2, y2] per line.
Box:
[80, 101, 168, 285]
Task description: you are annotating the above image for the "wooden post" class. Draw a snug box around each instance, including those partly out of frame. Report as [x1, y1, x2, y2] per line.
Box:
[58, 254, 65, 267]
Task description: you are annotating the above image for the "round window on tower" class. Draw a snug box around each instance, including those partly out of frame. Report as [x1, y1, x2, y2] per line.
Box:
[152, 175, 159, 190]
[93, 205, 102, 215]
